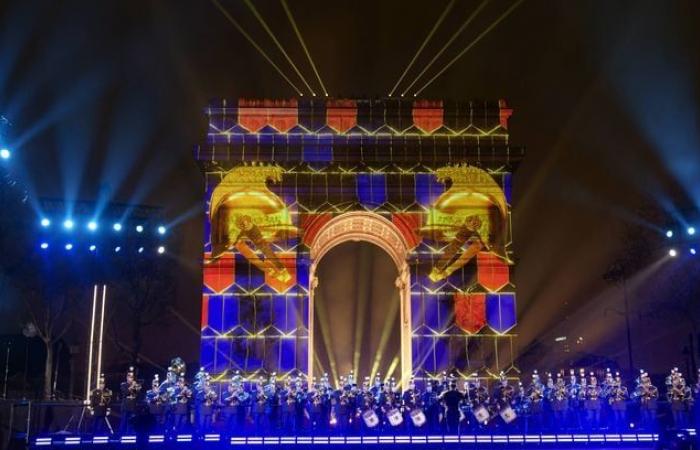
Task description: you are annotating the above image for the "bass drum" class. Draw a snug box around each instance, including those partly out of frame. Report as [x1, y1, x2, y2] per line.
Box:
[410, 409, 426, 427]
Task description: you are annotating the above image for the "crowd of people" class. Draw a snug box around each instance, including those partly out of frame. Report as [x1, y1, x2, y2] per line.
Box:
[88, 359, 700, 436]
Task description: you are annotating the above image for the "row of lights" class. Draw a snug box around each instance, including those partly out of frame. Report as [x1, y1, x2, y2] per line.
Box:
[665, 226, 696, 238]
[40, 218, 166, 235]
[668, 247, 696, 257]
[39, 242, 165, 254]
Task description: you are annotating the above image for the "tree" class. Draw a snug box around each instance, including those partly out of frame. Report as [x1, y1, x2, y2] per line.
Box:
[109, 251, 175, 366]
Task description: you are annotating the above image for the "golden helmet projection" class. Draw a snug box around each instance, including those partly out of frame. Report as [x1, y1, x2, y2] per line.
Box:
[209, 164, 297, 283]
[420, 164, 510, 282]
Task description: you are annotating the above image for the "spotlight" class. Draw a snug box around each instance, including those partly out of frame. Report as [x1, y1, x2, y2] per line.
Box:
[63, 219, 74, 230]
[65, 243, 73, 250]
[40, 218, 51, 227]
[138, 247, 144, 254]
[87, 221, 98, 231]
[157, 246, 165, 254]
[669, 248, 678, 257]
[157, 225, 166, 235]
[40, 242, 49, 249]
[113, 222, 122, 231]
[0, 148, 10, 159]
[688, 226, 696, 236]
[666, 230, 673, 238]
[136, 225, 144, 233]
[691, 248, 697, 256]
[89, 245, 97, 252]
[114, 246, 121, 253]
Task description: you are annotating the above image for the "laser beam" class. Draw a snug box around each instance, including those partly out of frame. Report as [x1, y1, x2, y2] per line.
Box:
[280, 0, 328, 97]
[414, 0, 527, 96]
[209, 0, 304, 95]
[388, 0, 455, 97]
[242, 0, 316, 96]
[401, 0, 491, 97]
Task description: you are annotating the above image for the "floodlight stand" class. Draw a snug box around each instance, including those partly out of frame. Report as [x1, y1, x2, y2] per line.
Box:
[71, 284, 108, 432]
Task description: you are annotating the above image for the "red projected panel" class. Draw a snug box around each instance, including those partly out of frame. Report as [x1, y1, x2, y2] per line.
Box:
[454, 293, 486, 334]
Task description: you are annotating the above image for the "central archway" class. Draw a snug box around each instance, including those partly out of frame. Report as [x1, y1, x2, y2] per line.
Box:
[308, 211, 412, 388]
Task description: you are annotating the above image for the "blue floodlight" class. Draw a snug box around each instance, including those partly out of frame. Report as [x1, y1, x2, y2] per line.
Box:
[136, 225, 144, 233]
[63, 219, 74, 230]
[691, 248, 697, 256]
[40, 218, 51, 227]
[688, 226, 696, 236]
[113, 222, 122, 231]
[138, 247, 144, 254]
[157, 225, 166, 235]
[666, 230, 673, 238]
[65, 243, 73, 250]
[89, 245, 97, 252]
[87, 221, 98, 231]
[114, 246, 121, 253]
[40, 242, 49, 249]
[669, 248, 677, 257]
[0, 148, 10, 159]
[157, 246, 165, 254]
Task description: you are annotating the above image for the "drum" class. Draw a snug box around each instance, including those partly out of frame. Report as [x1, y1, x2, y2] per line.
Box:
[410, 409, 427, 427]
[499, 406, 517, 424]
[387, 408, 403, 426]
[362, 410, 379, 428]
[472, 405, 490, 423]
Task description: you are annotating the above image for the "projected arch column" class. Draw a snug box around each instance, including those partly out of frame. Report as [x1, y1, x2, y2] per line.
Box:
[308, 211, 412, 389]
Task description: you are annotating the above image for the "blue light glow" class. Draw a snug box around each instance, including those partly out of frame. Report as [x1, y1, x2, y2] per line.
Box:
[666, 230, 673, 238]
[136, 225, 144, 233]
[40, 218, 51, 227]
[0, 148, 10, 159]
[138, 247, 144, 253]
[688, 226, 696, 236]
[87, 221, 98, 231]
[157, 246, 165, 254]
[65, 243, 73, 250]
[89, 245, 97, 252]
[113, 223, 122, 231]
[157, 225, 166, 235]
[691, 248, 697, 255]
[669, 248, 678, 257]
[115, 246, 121, 253]
[40, 242, 49, 249]
[63, 219, 74, 230]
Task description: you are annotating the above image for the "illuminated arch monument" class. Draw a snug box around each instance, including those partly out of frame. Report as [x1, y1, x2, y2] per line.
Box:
[197, 98, 523, 386]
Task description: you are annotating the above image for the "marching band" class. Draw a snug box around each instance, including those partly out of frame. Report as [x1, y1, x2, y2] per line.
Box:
[90, 362, 700, 436]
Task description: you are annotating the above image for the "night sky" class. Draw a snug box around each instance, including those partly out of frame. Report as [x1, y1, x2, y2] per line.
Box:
[1, 0, 699, 375]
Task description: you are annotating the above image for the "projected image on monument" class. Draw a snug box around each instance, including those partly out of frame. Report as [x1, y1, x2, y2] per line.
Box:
[312, 242, 401, 385]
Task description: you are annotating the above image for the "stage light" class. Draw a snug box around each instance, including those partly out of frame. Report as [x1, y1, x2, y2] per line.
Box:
[114, 246, 121, 253]
[688, 226, 696, 236]
[89, 245, 97, 252]
[691, 248, 697, 255]
[87, 221, 98, 231]
[669, 248, 678, 257]
[136, 225, 144, 233]
[63, 219, 74, 230]
[157, 225, 166, 235]
[40, 242, 49, 249]
[65, 243, 73, 250]
[157, 246, 165, 254]
[666, 230, 673, 238]
[138, 247, 144, 253]
[0, 148, 10, 159]
[40, 218, 51, 227]
[113, 222, 122, 231]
